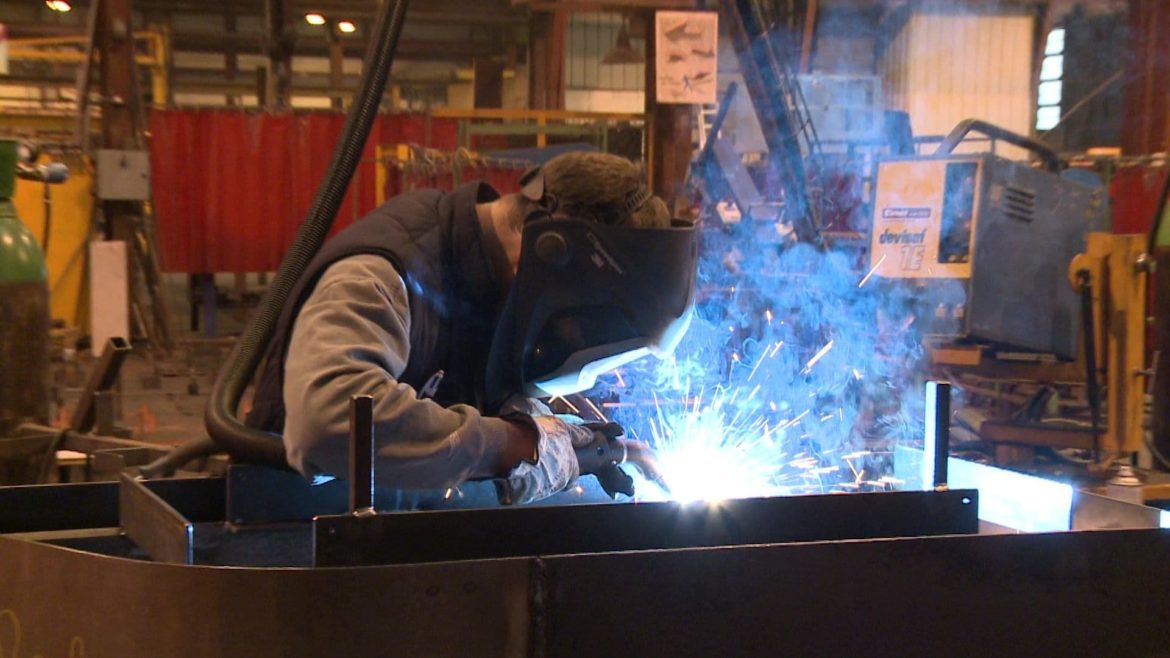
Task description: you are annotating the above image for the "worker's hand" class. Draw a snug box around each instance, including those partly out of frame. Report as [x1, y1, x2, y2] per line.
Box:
[564, 419, 666, 498]
[496, 413, 577, 505]
[498, 394, 554, 418]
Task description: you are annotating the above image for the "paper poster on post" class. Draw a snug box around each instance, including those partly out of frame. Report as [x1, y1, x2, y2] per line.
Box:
[654, 11, 718, 104]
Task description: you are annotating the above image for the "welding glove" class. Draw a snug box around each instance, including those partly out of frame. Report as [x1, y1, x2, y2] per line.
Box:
[495, 396, 664, 503]
[497, 415, 650, 504]
[556, 416, 667, 498]
[569, 421, 637, 498]
[496, 413, 581, 505]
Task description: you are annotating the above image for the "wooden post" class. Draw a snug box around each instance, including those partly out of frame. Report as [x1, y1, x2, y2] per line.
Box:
[1121, 0, 1170, 155]
[329, 22, 344, 111]
[474, 59, 505, 109]
[645, 10, 693, 206]
[529, 3, 567, 110]
[225, 7, 238, 107]
[799, 0, 818, 74]
[96, 0, 139, 250]
[265, 0, 293, 110]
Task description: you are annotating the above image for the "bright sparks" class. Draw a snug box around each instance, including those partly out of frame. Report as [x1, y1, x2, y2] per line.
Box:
[802, 340, 835, 374]
[858, 254, 886, 288]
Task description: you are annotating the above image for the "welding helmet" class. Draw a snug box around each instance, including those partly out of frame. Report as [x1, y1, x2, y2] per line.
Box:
[484, 167, 698, 406]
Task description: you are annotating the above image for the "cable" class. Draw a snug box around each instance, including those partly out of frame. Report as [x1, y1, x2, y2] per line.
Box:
[137, 435, 218, 479]
[203, 0, 411, 466]
[35, 429, 69, 484]
[1077, 269, 1102, 462]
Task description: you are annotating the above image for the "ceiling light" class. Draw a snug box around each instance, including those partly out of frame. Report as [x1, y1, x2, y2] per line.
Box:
[46, 0, 72, 12]
[603, 20, 644, 65]
[304, 12, 327, 26]
[337, 20, 356, 34]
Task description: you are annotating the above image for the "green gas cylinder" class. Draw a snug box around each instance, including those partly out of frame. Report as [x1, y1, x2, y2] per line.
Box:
[0, 139, 50, 444]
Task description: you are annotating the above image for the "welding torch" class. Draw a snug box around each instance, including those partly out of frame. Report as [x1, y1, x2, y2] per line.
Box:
[574, 422, 671, 497]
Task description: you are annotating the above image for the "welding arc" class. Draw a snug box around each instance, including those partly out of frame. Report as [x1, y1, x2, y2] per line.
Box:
[200, 0, 411, 467]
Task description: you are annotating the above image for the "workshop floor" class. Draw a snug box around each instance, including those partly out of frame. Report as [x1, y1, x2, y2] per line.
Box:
[53, 275, 255, 449]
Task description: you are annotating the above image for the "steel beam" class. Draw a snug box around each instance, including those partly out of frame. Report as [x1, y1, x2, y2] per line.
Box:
[226, 463, 349, 524]
[2, 527, 1169, 656]
[0, 482, 119, 533]
[119, 473, 195, 564]
[70, 337, 131, 433]
[0, 476, 224, 534]
[348, 396, 375, 514]
[313, 489, 979, 567]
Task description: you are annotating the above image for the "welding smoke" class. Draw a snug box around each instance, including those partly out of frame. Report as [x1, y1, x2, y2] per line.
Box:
[591, 216, 959, 501]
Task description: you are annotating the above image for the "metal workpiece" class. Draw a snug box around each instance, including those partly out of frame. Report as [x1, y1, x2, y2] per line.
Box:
[3, 527, 1170, 657]
[1071, 489, 1165, 530]
[312, 489, 979, 567]
[349, 394, 375, 514]
[537, 528, 1170, 657]
[0, 481, 121, 533]
[0, 475, 223, 535]
[71, 336, 132, 434]
[926, 380, 951, 489]
[119, 473, 194, 565]
[226, 463, 350, 524]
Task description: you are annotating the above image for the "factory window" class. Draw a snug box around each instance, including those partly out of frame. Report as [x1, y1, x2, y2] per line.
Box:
[566, 13, 646, 92]
[1035, 28, 1065, 131]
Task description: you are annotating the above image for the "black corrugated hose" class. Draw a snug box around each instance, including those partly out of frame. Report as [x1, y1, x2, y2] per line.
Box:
[197, 0, 410, 467]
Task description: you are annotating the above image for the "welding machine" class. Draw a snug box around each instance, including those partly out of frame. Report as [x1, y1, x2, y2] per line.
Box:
[869, 120, 1107, 359]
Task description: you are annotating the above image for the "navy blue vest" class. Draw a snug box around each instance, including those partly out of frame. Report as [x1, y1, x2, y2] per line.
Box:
[246, 182, 504, 433]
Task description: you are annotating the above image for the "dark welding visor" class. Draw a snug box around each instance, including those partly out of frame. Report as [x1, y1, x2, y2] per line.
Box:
[485, 215, 698, 405]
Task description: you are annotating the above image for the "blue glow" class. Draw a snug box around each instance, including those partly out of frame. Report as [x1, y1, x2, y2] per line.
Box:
[950, 458, 1073, 532]
[586, 219, 965, 501]
[894, 446, 1073, 532]
[922, 382, 938, 488]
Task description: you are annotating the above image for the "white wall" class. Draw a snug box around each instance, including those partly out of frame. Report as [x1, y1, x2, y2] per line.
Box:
[564, 89, 644, 113]
[446, 82, 474, 110]
[880, 7, 1035, 159]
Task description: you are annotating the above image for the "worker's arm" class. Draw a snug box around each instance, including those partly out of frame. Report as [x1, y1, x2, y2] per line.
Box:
[282, 255, 546, 491]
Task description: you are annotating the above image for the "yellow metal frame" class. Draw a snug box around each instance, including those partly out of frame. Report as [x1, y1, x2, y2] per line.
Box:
[7, 30, 169, 110]
[428, 108, 654, 182]
[429, 108, 648, 122]
[11, 154, 95, 331]
[1068, 232, 1151, 460]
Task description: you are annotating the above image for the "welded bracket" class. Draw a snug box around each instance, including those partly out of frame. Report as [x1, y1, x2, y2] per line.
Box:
[312, 489, 978, 567]
[349, 395, 375, 514]
[72, 336, 131, 433]
[116, 475, 226, 563]
[119, 473, 194, 564]
[924, 380, 951, 489]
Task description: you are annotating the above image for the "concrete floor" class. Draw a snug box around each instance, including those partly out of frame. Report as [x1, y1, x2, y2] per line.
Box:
[53, 274, 258, 449]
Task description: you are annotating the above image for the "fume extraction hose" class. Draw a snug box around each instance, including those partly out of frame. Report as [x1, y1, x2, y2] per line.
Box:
[202, 0, 411, 467]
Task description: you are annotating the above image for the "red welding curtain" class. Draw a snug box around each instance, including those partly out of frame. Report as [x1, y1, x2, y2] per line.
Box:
[150, 110, 458, 272]
[1110, 165, 1168, 235]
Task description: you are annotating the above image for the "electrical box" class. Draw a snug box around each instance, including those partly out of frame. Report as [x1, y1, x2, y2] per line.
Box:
[96, 149, 151, 201]
[870, 154, 1106, 359]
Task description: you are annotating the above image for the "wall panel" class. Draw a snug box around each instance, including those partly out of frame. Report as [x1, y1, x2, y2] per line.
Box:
[880, 7, 1035, 159]
[149, 110, 459, 273]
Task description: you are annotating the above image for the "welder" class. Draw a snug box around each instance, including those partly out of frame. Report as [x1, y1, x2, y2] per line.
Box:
[246, 152, 697, 504]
